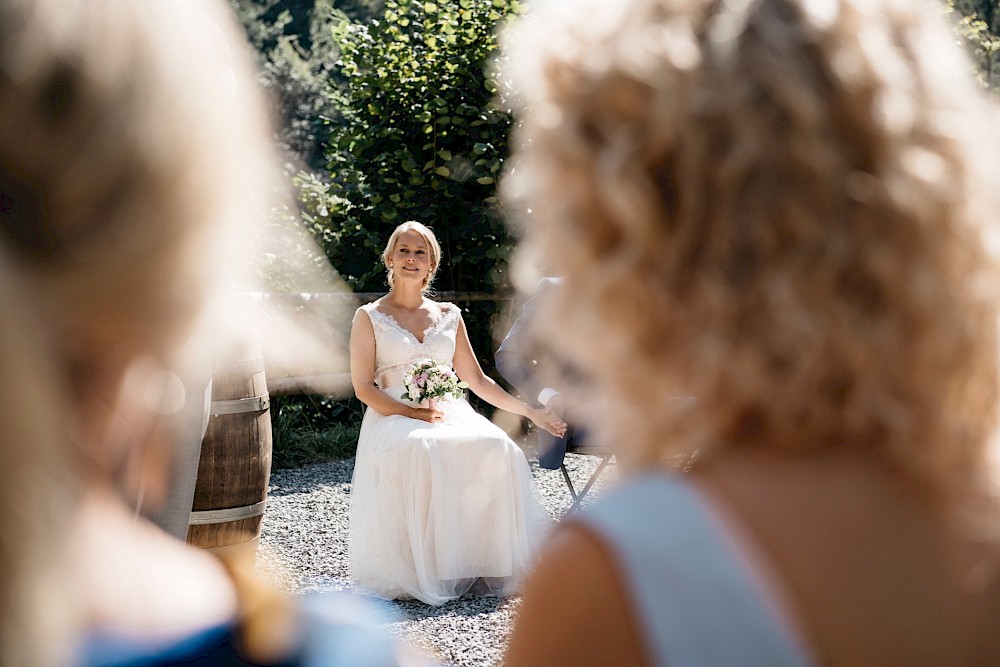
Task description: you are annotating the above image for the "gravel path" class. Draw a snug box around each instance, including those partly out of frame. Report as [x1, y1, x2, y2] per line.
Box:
[257, 448, 616, 667]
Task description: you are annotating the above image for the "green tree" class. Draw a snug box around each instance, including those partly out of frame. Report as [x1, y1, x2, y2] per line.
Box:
[226, 0, 375, 295]
[321, 0, 523, 294]
[229, 0, 382, 171]
[948, 0, 1000, 90]
[951, 0, 999, 34]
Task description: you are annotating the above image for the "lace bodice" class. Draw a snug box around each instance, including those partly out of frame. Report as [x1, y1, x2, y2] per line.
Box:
[360, 302, 461, 389]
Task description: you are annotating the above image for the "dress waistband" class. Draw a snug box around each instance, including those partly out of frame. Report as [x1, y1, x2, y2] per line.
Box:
[377, 369, 406, 390]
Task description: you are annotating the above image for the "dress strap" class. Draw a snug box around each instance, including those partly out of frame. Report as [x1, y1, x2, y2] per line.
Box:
[572, 474, 814, 667]
[358, 303, 389, 330]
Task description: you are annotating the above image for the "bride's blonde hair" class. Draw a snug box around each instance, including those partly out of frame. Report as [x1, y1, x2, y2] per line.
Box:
[0, 0, 276, 662]
[503, 0, 1000, 532]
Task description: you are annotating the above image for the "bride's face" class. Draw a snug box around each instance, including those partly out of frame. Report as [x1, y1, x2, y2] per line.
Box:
[390, 230, 433, 285]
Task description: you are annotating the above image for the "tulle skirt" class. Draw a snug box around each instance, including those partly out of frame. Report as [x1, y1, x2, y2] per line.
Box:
[348, 386, 549, 605]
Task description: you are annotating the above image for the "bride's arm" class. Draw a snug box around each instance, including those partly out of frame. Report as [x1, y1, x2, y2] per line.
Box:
[452, 314, 566, 437]
[350, 309, 442, 423]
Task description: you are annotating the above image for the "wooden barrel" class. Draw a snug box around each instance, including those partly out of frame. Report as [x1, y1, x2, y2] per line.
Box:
[186, 337, 272, 553]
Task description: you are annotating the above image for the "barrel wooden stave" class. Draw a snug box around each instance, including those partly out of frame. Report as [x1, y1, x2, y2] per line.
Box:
[186, 344, 272, 552]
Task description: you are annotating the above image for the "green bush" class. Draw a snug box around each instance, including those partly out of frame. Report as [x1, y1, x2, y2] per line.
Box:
[947, 0, 1000, 91]
[271, 394, 365, 467]
[320, 0, 523, 293]
[230, 0, 383, 171]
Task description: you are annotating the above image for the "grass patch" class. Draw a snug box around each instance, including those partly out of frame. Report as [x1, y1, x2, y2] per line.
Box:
[271, 395, 364, 468]
[273, 421, 361, 469]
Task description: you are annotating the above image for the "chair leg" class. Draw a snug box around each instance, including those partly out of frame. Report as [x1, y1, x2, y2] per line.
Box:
[560, 463, 581, 507]
[576, 454, 613, 504]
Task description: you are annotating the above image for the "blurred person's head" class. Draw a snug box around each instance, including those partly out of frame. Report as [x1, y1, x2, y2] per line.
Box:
[0, 0, 277, 662]
[382, 221, 442, 292]
[503, 0, 1000, 530]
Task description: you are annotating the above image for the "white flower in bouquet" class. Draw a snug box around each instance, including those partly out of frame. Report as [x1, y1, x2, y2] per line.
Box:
[401, 360, 469, 406]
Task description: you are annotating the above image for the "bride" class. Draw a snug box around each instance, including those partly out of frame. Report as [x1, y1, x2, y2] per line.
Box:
[348, 221, 566, 605]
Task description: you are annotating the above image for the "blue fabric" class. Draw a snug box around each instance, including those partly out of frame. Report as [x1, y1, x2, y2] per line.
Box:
[574, 473, 815, 667]
[77, 592, 410, 667]
[78, 623, 271, 667]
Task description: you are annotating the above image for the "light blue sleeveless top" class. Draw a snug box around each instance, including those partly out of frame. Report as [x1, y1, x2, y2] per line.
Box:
[573, 473, 816, 667]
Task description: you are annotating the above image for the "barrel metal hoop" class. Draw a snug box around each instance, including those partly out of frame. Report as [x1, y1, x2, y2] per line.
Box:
[205, 536, 261, 555]
[210, 394, 270, 415]
[188, 500, 267, 525]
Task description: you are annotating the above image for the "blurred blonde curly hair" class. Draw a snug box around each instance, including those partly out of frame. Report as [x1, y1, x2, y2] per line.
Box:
[502, 0, 1000, 530]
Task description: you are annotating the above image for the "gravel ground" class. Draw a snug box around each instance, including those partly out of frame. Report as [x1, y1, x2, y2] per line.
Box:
[257, 444, 616, 667]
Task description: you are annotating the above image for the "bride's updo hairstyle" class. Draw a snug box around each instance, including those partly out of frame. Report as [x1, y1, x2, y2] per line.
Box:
[381, 220, 442, 292]
[0, 0, 276, 662]
[503, 0, 1000, 532]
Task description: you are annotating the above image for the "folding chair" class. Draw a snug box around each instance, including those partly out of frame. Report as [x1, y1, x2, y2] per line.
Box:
[559, 442, 615, 508]
[558, 443, 696, 508]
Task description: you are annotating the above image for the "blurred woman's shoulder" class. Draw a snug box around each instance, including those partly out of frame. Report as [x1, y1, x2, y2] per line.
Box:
[694, 450, 1000, 664]
[77, 545, 437, 666]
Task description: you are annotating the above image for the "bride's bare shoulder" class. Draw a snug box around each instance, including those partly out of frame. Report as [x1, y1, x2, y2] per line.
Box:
[352, 301, 379, 326]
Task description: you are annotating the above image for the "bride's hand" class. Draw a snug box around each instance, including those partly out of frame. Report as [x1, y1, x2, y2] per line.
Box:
[530, 407, 567, 438]
[410, 406, 444, 423]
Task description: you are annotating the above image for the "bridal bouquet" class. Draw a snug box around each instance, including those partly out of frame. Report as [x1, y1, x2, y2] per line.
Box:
[401, 360, 469, 407]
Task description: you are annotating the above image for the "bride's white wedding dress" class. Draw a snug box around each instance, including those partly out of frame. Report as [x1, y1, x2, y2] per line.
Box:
[349, 302, 549, 605]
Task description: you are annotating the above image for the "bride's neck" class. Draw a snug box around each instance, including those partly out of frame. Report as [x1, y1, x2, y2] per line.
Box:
[385, 285, 425, 310]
